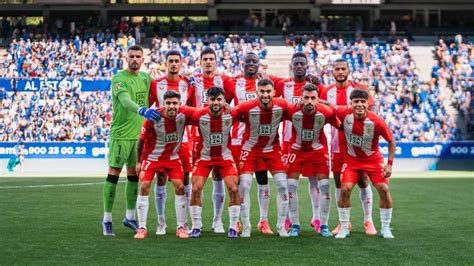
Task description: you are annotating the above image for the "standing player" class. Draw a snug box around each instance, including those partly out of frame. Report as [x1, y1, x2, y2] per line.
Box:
[285, 84, 340, 237]
[333, 89, 396, 239]
[102, 45, 159, 236]
[275, 52, 327, 233]
[319, 59, 377, 235]
[226, 52, 284, 235]
[188, 87, 241, 239]
[149, 50, 194, 235]
[232, 79, 290, 237]
[134, 90, 194, 239]
[189, 48, 235, 233]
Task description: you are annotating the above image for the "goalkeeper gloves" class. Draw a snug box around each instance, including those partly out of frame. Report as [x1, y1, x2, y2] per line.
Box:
[138, 107, 161, 123]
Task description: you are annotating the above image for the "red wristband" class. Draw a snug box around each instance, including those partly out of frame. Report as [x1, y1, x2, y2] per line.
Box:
[387, 159, 393, 166]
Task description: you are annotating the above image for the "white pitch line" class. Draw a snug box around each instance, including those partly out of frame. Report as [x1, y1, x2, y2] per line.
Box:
[0, 181, 124, 189]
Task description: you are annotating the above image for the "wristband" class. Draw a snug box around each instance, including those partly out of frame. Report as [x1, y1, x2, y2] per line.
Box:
[387, 159, 393, 166]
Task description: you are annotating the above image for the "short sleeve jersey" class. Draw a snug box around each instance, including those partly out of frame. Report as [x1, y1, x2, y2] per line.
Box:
[190, 73, 234, 108]
[320, 81, 374, 153]
[334, 107, 393, 160]
[232, 98, 289, 153]
[139, 106, 194, 162]
[110, 70, 152, 140]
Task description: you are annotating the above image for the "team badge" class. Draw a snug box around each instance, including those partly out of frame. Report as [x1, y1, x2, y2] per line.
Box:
[224, 120, 231, 126]
[114, 82, 121, 90]
[202, 121, 208, 125]
[158, 85, 166, 91]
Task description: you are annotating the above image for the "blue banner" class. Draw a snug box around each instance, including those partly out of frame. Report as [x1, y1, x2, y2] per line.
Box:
[0, 142, 473, 159]
[0, 78, 111, 92]
[0, 142, 109, 159]
[379, 142, 474, 159]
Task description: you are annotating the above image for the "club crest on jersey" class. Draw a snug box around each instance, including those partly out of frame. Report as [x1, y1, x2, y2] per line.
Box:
[236, 79, 245, 87]
[114, 82, 121, 90]
[179, 83, 188, 94]
[316, 116, 324, 126]
[366, 124, 374, 133]
[214, 77, 223, 87]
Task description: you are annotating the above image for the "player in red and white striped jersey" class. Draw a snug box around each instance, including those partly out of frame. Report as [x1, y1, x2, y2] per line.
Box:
[148, 50, 194, 235]
[284, 83, 341, 238]
[319, 59, 377, 235]
[188, 87, 240, 239]
[135, 90, 194, 240]
[275, 52, 327, 233]
[232, 78, 290, 237]
[333, 89, 396, 239]
[188, 48, 236, 233]
[226, 52, 285, 235]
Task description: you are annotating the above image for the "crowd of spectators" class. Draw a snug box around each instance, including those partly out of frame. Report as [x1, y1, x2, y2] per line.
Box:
[293, 37, 464, 142]
[433, 36, 473, 133]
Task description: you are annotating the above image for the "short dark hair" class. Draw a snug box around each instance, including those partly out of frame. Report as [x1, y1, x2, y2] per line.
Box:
[165, 50, 181, 60]
[206, 87, 225, 98]
[302, 83, 319, 95]
[127, 45, 143, 53]
[257, 78, 274, 88]
[349, 89, 369, 100]
[244, 52, 259, 61]
[163, 90, 181, 101]
[200, 48, 216, 60]
[333, 58, 349, 67]
[291, 52, 307, 61]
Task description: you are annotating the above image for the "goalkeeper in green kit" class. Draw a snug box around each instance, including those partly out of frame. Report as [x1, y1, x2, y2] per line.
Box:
[102, 45, 161, 236]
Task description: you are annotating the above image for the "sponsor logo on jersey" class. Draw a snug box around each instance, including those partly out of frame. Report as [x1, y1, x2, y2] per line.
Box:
[165, 132, 179, 143]
[349, 134, 363, 147]
[210, 133, 224, 145]
[258, 124, 272, 135]
[301, 129, 315, 140]
[245, 92, 257, 101]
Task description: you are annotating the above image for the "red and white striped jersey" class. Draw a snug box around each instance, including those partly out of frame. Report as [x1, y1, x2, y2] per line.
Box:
[275, 78, 326, 142]
[334, 107, 392, 160]
[285, 104, 339, 152]
[190, 73, 234, 108]
[226, 74, 284, 145]
[191, 108, 237, 161]
[139, 106, 194, 162]
[149, 76, 194, 142]
[319, 81, 374, 154]
[233, 98, 289, 153]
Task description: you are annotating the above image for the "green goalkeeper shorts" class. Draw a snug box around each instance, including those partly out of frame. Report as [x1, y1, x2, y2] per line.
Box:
[108, 139, 137, 169]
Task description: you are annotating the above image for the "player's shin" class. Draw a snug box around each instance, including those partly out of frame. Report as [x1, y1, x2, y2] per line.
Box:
[273, 173, 289, 228]
[155, 184, 167, 225]
[287, 178, 300, 226]
[212, 180, 225, 224]
[257, 184, 270, 221]
[136, 195, 149, 229]
[175, 194, 187, 228]
[360, 186, 373, 222]
[239, 174, 253, 228]
[125, 175, 139, 220]
[318, 179, 331, 226]
[103, 174, 119, 222]
[380, 208, 393, 231]
[307, 177, 320, 221]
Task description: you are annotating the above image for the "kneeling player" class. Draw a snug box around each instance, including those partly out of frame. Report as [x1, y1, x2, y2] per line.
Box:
[333, 89, 396, 239]
[285, 84, 341, 237]
[188, 87, 241, 238]
[134, 90, 194, 239]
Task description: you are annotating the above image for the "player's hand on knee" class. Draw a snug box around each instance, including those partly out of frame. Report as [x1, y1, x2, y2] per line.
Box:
[138, 107, 161, 122]
[383, 164, 392, 178]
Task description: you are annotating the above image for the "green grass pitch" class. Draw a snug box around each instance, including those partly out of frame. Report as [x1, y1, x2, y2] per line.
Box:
[0, 176, 473, 265]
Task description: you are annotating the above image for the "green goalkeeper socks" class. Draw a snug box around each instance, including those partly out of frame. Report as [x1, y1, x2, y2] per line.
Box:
[103, 175, 119, 213]
[125, 176, 139, 211]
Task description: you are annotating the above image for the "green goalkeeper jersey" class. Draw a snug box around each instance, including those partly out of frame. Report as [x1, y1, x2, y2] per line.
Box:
[110, 70, 152, 140]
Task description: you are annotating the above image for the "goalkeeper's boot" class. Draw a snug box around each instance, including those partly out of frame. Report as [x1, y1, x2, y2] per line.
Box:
[288, 224, 300, 237]
[381, 227, 395, 239]
[335, 225, 350, 239]
[364, 221, 377, 236]
[134, 228, 147, 239]
[320, 225, 333, 238]
[212, 221, 225, 233]
[156, 222, 167, 235]
[102, 222, 115, 236]
[276, 225, 289, 237]
[122, 217, 139, 233]
[189, 228, 202, 238]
